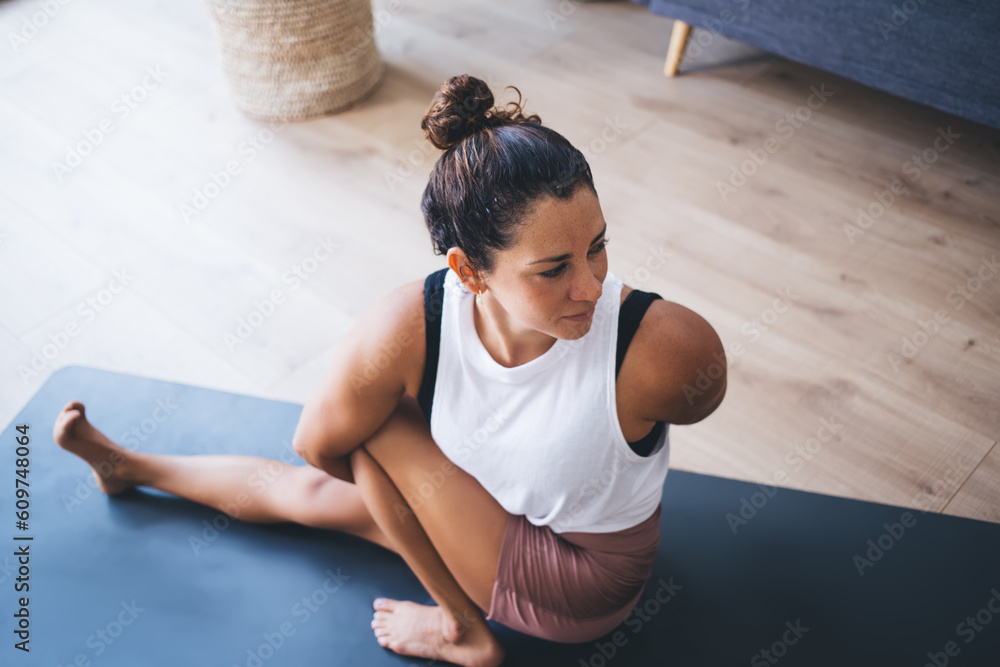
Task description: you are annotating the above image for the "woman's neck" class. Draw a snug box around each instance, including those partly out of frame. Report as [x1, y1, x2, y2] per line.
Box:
[472, 295, 557, 368]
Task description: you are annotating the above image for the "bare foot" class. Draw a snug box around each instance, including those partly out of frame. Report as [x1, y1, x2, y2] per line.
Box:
[371, 598, 504, 667]
[53, 400, 136, 495]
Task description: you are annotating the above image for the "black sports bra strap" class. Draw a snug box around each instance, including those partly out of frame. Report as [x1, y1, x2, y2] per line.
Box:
[417, 268, 449, 425]
[616, 288, 663, 380]
[616, 287, 667, 457]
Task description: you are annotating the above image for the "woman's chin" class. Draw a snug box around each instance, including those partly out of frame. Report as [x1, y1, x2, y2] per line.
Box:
[558, 319, 593, 338]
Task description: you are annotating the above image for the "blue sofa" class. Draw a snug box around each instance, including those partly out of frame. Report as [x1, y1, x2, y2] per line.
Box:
[632, 0, 1000, 130]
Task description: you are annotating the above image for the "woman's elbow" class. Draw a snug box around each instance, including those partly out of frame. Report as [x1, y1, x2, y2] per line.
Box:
[291, 423, 324, 466]
[292, 422, 354, 469]
[291, 439, 314, 466]
[670, 373, 727, 425]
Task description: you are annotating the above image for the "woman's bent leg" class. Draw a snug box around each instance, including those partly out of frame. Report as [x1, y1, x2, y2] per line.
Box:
[52, 400, 394, 552]
[351, 447, 504, 667]
[350, 395, 509, 667]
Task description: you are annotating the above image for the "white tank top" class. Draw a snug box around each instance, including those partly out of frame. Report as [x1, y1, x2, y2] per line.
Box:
[424, 267, 671, 534]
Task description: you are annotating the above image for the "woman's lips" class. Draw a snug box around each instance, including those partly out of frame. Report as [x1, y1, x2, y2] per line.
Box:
[564, 306, 596, 321]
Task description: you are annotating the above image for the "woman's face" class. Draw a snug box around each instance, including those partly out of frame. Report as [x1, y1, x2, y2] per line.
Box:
[481, 186, 609, 340]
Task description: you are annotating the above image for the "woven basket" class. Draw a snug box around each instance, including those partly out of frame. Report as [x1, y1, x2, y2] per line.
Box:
[204, 0, 386, 122]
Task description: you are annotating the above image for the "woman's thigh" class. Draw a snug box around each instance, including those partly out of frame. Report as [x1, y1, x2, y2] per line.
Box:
[360, 394, 508, 612]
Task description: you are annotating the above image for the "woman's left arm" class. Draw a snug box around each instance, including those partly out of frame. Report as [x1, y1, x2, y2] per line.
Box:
[635, 300, 728, 426]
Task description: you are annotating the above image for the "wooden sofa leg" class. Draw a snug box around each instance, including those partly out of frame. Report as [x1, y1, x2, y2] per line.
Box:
[663, 20, 691, 77]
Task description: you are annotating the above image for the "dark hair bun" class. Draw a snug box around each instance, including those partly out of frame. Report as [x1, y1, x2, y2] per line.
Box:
[421, 74, 541, 151]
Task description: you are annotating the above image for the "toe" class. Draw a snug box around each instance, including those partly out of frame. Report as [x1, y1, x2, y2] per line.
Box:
[373, 597, 397, 611]
[61, 400, 85, 416]
[53, 409, 82, 442]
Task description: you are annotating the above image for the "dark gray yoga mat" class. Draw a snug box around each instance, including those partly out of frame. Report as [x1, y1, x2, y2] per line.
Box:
[2, 365, 998, 666]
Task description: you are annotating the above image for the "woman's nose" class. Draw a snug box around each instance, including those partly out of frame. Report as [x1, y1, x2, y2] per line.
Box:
[573, 267, 603, 302]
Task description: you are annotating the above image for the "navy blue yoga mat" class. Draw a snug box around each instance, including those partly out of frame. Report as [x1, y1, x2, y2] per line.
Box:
[3, 365, 999, 666]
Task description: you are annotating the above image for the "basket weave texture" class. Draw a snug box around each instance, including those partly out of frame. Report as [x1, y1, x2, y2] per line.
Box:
[204, 0, 385, 121]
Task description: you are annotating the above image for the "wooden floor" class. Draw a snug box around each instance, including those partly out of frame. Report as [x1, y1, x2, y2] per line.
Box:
[1, 0, 998, 523]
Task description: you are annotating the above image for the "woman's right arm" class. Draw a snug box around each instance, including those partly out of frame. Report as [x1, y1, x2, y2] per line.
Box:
[291, 279, 425, 480]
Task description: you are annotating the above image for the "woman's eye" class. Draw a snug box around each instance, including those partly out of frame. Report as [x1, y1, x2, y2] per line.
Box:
[540, 239, 609, 279]
[540, 264, 566, 278]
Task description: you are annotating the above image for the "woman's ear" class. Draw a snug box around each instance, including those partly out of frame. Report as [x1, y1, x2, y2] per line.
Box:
[447, 247, 486, 293]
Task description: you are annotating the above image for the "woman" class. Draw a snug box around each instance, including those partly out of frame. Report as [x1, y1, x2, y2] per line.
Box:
[53, 74, 726, 667]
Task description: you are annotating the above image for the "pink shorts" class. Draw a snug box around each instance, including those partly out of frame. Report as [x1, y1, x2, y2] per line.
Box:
[485, 504, 662, 643]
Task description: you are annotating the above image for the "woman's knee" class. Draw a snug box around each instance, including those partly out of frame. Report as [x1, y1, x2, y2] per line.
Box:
[358, 402, 447, 491]
[309, 397, 428, 484]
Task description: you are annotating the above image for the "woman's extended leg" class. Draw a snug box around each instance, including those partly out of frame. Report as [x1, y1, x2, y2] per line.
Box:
[52, 400, 395, 552]
[55, 396, 513, 667]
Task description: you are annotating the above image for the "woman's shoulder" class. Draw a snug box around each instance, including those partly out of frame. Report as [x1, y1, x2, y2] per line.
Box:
[619, 282, 727, 425]
[361, 275, 432, 401]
